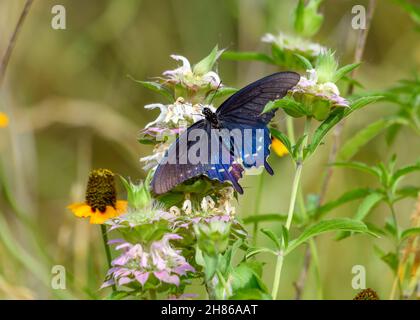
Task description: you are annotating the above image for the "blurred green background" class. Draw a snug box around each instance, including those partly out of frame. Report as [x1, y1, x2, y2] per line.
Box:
[0, 0, 419, 299]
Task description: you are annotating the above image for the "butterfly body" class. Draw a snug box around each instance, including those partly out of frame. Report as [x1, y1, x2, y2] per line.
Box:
[202, 107, 221, 129]
[151, 72, 300, 195]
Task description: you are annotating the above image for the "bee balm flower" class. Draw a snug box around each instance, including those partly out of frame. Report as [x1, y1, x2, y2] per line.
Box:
[102, 234, 195, 289]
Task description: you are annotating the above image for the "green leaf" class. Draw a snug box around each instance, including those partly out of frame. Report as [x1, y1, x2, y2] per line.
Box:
[333, 63, 361, 82]
[105, 291, 130, 300]
[261, 228, 282, 250]
[263, 96, 307, 117]
[311, 188, 374, 219]
[333, 161, 382, 178]
[230, 288, 272, 300]
[294, 0, 305, 35]
[344, 96, 383, 117]
[193, 45, 220, 75]
[294, 53, 313, 70]
[395, 186, 420, 200]
[293, 134, 307, 160]
[336, 192, 384, 240]
[381, 252, 399, 273]
[203, 254, 219, 281]
[391, 0, 420, 25]
[364, 222, 387, 237]
[230, 262, 268, 294]
[354, 192, 384, 221]
[338, 118, 401, 161]
[307, 109, 344, 157]
[385, 123, 402, 146]
[373, 245, 398, 272]
[205, 87, 238, 104]
[285, 218, 375, 254]
[401, 227, 420, 241]
[128, 77, 174, 102]
[270, 128, 292, 154]
[390, 162, 420, 192]
[155, 192, 184, 207]
[281, 225, 289, 249]
[246, 247, 277, 259]
[294, 0, 324, 37]
[384, 219, 398, 238]
[243, 213, 301, 225]
[222, 51, 274, 64]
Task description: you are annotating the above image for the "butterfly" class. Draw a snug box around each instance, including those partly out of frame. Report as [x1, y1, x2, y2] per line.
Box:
[151, 72, 300, 195]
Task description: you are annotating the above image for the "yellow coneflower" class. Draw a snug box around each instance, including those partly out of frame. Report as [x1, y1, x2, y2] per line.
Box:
[271, 137, 289, 157]
[353, 288, 380, 300]
[68, 169, 127, 224]
[0, 112, 9, 128]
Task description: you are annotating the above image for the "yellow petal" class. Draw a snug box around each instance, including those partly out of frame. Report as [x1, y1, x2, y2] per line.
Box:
[115, 200, 128, 215]
[68, 203, 92, 218]
[0, 112, 9, 128]
[272, 137, 289, 157]
[89, 206, 116, 224]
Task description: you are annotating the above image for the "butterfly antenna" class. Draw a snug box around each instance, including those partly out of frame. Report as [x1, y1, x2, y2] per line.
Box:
[208, 81, 222, 106]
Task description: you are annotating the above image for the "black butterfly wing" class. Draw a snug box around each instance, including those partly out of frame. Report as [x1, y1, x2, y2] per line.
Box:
[151, 72, 300, 195]
[151, 120, 245, 195]
[216, 72, 300, 125]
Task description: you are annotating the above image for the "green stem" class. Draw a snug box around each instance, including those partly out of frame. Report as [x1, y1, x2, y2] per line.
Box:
[216, 270, 231, 299]
[272, 117, 311, 299]
[149, 289, 157, 300]
[100, 224, 116, 292]
[271, 253, 284, 299]
[309, 239, 323, 299]
[286, 116, 296, 144]
[252, 173, 265, 245]
[389, 203, 400, 242]
[388, 202, 402, 300]
[287, 117, 323, 299]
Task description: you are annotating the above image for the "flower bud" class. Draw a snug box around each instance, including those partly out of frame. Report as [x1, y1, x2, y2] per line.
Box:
[194, 221, 231, 256]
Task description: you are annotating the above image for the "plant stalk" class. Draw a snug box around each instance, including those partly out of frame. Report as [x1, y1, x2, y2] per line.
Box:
[252, 172, 265, 245]
[272, 117, 311, 299]
[388, 203, 402, 300]
[100, 224, 116, 292]
[0, 0, 34, 87]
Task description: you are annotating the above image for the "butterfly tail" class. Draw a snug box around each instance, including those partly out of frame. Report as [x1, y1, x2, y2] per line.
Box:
[264, 161, 274, 175]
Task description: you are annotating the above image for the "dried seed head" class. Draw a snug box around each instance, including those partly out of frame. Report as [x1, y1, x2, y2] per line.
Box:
[353, 288, 380, 300]
[85, 169, 116, 212]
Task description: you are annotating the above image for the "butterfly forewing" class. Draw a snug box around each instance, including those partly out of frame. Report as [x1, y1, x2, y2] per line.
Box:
[216, 72, 300, 125]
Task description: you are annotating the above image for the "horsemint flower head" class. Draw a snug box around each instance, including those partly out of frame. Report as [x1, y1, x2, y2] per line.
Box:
[101, 234, 195, 289]
[144, 97, 217, 129]
[194, 220, 231, 256]
[162, 45, 223, 93]
[138, 46, 228, 170]
[262, 32, 326, 60]
[68, 169, 127, 224]
[284, 50, 352, 121]
[140, 102, 217, 170]
[0, 112, 9, 128]
[353, 288, 380, 300]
